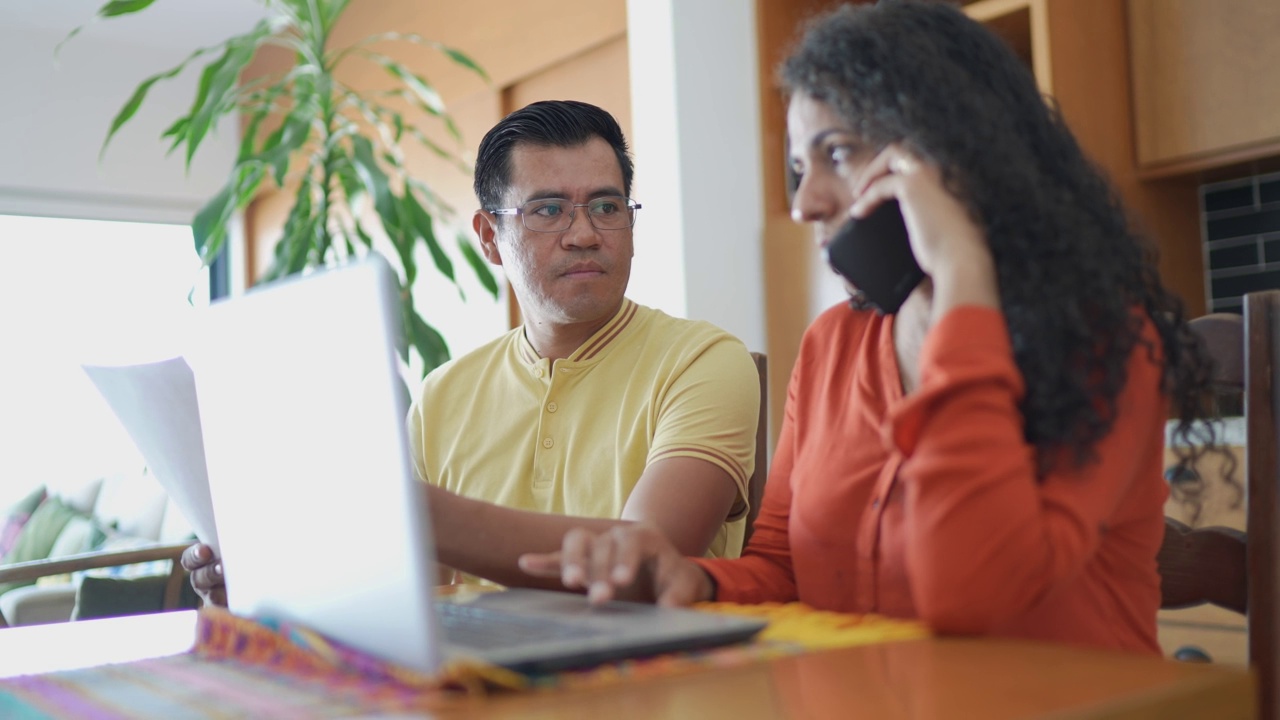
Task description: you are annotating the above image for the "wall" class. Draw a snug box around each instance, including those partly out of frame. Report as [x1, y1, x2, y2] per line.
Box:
[627, 0, 768, 354]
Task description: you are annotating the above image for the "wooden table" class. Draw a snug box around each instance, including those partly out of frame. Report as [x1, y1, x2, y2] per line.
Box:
[0, 611, 1255, 719]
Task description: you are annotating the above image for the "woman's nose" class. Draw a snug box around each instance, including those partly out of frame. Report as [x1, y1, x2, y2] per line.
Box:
[790, 173, 834, 224]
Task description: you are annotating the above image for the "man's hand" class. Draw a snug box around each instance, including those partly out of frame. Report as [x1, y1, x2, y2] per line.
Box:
[180, 543, 227, 607]
[518, 523, 715, 607]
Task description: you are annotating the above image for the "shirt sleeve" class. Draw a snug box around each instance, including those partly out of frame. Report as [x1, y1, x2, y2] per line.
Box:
[889, 306, 1167, 634]
[647, 336, 759, 515]
[405, 375, 434, 484]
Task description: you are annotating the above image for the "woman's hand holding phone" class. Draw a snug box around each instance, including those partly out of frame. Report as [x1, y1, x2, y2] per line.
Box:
[845, 146, 999, 317]
[826, 200, 923, 315]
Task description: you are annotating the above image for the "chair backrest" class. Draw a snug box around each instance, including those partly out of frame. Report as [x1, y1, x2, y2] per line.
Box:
[1158, 291, 1280, 719]
[745, 352, 769, 544]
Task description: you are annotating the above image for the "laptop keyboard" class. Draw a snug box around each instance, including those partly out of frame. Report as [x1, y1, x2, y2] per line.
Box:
[437, 601, 607, 650]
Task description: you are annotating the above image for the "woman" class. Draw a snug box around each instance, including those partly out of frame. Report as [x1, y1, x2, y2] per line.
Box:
[520, 0, 1216, 654]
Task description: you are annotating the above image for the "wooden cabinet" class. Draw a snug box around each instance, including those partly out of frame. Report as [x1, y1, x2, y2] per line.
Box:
[1159, 440, 1248, 666]
[963, 0, 1051, 95]
[959, 0, 1206, 316]
[1128, 0, 1280, 177]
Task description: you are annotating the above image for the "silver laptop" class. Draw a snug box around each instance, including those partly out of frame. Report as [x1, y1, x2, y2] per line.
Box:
[187, 254, 764, 675]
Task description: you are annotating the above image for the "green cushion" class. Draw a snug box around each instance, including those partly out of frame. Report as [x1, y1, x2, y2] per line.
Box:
[0, 486, 47, 557]
[34, 516, 111, 588]
[0, 496, 82, 596]
[47, 515, 108, 559]
[72, 575, 200, 621]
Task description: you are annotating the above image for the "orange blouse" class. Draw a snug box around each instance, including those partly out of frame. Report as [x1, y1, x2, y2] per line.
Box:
[696, 304, 1167, 654]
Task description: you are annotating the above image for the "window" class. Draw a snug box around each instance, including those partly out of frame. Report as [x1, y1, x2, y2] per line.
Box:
[0, 215, 207, 506]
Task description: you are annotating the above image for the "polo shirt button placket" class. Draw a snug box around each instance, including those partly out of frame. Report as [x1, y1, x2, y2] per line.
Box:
[542, 437, 553, 449]
[546, 402, 558, 413]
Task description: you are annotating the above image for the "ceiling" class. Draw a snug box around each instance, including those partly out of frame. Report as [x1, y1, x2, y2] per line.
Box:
[0, 0, 269, 50]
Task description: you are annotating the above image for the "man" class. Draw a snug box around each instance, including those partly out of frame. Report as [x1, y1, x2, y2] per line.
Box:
[184, 100, 758, 601]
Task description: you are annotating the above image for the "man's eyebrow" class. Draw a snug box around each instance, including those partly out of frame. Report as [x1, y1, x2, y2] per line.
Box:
[520, 186, 626, 202]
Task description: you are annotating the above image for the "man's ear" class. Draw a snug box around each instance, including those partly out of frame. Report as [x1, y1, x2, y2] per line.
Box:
[473, 210, 503, 266]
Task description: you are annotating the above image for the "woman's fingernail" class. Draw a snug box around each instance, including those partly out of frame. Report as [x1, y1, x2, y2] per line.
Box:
[213, 563, 223, 576]
[612, 565, 629, 583]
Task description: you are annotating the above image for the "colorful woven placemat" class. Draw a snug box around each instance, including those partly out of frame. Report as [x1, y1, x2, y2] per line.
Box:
[0, 602, 929, 719]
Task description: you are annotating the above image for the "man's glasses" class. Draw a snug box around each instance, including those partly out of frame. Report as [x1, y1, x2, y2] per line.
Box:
[490, 196, 642, 233]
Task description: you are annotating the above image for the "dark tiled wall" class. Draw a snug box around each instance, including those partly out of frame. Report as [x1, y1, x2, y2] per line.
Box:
[1204, 172, 1280, 313]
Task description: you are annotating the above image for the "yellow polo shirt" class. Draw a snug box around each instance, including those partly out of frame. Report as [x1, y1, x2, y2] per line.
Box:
[407, 298, 758, 559]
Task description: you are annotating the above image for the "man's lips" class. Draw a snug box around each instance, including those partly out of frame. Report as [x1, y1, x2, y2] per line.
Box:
[561, 263, 606, 278]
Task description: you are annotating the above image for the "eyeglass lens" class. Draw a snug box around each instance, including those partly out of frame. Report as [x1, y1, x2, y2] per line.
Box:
[522, 197, 635, 232]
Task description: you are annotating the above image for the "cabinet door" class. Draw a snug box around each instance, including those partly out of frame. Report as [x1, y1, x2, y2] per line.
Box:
[1129, 0, 1280, 175]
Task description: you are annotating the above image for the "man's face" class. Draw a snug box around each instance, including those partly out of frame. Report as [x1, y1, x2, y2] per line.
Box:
[474, 137, 634, 329]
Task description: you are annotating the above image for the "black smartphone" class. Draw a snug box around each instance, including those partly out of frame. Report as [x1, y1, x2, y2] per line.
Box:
[825, 199, 924, 315]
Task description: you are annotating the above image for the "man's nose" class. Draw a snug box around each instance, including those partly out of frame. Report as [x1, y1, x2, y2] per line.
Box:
[561, 209, 602, 248]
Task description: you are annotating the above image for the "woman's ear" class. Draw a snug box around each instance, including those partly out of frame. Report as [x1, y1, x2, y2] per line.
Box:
[473, 210, 503, 266]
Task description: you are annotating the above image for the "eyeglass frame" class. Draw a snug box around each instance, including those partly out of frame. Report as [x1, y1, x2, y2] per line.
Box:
[488, 196, 643, 233]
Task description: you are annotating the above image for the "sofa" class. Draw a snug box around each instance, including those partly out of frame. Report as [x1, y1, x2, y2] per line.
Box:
[0, 470, 198, 627]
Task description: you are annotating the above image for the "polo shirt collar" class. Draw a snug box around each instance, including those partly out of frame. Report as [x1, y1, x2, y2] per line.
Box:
[516, 298, 638, 366]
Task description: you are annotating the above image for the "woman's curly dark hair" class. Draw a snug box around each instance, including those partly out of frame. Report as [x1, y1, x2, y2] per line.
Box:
[782, 0, 1218, 477]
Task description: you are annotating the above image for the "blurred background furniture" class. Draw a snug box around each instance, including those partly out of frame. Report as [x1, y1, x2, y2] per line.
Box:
[1158, 291, 1280, 720]
[0, 470, 196, 628]
[745, 352, 769, 544]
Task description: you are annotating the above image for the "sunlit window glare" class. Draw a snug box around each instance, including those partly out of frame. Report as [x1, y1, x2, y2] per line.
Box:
[0, 215, 206, 506]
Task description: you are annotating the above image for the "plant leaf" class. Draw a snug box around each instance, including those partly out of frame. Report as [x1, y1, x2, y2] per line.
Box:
[361, 52, 445, 115]
[256, 110, 314, 185]
[354, 221, 376, 250]
[160, 116, 190, 156]
[405, 178, 456, 231]
[265, 178, 317, 280]
[335, 33, 489, 84]
[401, 189, 456, 288]
[234, 82, 289, 162]
[333, 153, 364, 208]
[440, 47, 488, 82]
[457, 232, 499, 299]
[405, 124, 459, 164]
[192, 163, 264, 263]
[99, 0, 158, 17]
[403, 188, 453, 280]
[349, 135, 401, 240]
[320, 0, 352, 32]
[100, 45, 215, 159]
[60, 0, 160, 61]
[184, 20, 275, 169]
[340, 226, 357, 257]
[404, 296, 451, 374]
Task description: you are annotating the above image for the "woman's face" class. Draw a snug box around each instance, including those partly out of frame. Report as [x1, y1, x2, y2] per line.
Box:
[786, 92, 877, 250]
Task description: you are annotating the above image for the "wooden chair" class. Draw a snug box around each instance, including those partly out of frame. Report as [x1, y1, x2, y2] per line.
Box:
[745, 352, 769, 544]
[1158, 291, 1280, 719]
[0, 543, 191, 629]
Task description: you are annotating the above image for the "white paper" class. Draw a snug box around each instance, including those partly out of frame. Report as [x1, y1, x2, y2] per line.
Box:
[82, 357, 219, 554]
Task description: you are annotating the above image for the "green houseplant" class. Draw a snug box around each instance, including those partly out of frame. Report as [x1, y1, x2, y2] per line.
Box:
[71, 0, 498, 375]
